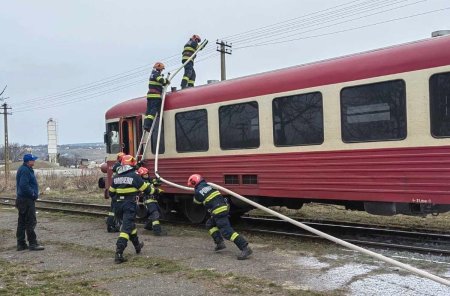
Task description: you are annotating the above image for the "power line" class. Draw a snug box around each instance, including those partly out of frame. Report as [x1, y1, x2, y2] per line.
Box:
[15, 0, 401, 107]
[234, 6, 450, 49]
[234, 0, 427, 47]
[14, 0, 439, 112]
[226, 0, 409, 44]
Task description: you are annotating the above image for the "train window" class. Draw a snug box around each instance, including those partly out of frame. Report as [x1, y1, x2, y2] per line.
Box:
[224, 175, 239, 185]
[219, 101, 260, 150]
[273, 92, 324, 146]
[105, 122, 120, 154]
[430, 72, 450, 138]
[242, 175, 258, 184]
[151, 119, 165, 154]
[340, 80, 406, 143]
[175, 109, 209, 152]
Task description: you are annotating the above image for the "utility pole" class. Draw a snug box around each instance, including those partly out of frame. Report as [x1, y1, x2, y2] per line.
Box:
[0, 85, 11, 186]
[216, 40, 232, 81]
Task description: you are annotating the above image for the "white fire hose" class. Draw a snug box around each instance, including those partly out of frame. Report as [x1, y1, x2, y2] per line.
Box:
[151, 41, 450, 287]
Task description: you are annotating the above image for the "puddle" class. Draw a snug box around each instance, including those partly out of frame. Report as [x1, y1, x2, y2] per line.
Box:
[295, 257, 329, 269]
[350, 273, 450, 296]
[305, 263, 376, 291]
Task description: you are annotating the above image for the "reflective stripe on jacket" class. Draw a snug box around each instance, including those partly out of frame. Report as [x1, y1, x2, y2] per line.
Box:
[108, 165, 154, 198]
[182, 39, 199, 62]
[193, 180, 228, 216]
[147, 69, 167, 99]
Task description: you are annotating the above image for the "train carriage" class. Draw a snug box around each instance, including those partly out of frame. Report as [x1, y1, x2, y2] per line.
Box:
[101, 34, 450, 223]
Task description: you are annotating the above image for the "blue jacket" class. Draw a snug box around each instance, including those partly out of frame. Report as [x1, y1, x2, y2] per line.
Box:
[16, 163, 39, 200]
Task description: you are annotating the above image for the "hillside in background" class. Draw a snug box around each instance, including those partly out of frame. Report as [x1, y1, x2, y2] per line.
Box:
[28, 143, 106, 164]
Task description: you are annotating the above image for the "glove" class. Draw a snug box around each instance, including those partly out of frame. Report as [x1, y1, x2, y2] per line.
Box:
[152, 178, 162, 186]
[165, 79, 170, 86]
[156, 188, 164, 195]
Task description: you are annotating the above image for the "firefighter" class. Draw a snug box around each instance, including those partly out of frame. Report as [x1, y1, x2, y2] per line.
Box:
[112, 152, 125, 174]
[108, 155, 161, 263]
[143, 62, 169, 132]
[106, 152, 125, 232]
[181, 35, 202, 89]
[137, 167, 167, 236]
[187, 174, 253, 260]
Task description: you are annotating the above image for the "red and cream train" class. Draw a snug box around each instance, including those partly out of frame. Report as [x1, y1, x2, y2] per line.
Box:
[101, 34, 450, 222]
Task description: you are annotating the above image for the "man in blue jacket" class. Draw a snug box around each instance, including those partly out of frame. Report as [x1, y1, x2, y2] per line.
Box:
[16, 154, 44, 251]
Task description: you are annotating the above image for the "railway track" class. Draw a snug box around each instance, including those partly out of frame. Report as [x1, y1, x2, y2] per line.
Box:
[1, 197, 449, 255]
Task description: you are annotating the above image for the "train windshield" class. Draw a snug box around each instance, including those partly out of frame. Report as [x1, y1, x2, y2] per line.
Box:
[105, 122, 120, 154]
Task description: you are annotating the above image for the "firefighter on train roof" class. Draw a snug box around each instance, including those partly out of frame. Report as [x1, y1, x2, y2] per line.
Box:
[108, 155, 162, 263]
[143, 62, 170, 132]
[181, 35, 202, 89]
[137, 167, 167, 236]
[187, 174, 253, 260]
[106, 152, 126, 233]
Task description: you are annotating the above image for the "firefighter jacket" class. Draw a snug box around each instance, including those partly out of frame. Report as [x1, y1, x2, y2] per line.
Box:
[140, 176, 163, 205]
[193, 180, 229, 216]
[182, 39, 199, 63]
[108, 165, 155, 199]
[112, 161, 121, 174]
[147, 69, 168, 99]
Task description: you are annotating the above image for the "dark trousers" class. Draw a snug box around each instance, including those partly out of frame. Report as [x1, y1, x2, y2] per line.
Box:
[145, 200, 161, 233]
[143, 98, 162, 130]
[181, 61, 196, 89]
[115, 199, 140, 253]
[206, 213, 248, 250]
[16, 198, 37, 245]
[106, 197, 119, 232]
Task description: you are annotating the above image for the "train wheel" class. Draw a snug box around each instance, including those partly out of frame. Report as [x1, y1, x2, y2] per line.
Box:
[182, 200, 207, 224]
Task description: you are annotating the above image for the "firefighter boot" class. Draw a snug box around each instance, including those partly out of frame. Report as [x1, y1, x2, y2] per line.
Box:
[215, 241, 226, 252]
[237, 245, 253, 260]
[135, 241, 144, 254]
[152, 223, 167, 236]
[144, 220, 153, 231]
[115, 252, 126, 264]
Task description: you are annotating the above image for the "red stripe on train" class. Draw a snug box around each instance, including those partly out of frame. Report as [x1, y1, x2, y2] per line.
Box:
[129, 146, 450, 205]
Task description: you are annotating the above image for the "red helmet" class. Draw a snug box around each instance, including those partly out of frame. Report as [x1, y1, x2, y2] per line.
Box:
[153, 62, 165, 71]
[137, 167, 149, 176]
[121, 155, 137, 166]
[116, 152, 125, 162]
[187, 174, 203, 187]
[191, 34, 201, 43]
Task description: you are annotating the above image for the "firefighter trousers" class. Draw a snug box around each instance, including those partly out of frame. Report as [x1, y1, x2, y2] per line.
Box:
[106, 197, 119, 232]
[181, 61, 196, 89]
[115, 198, 140, 253]
[205, 213, 248, 250]
[144, 200, 162, 233]
[143, 98, 162, 131]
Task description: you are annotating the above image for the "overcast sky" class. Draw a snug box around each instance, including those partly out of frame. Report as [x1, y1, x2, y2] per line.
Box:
[1, 0, 449, 145]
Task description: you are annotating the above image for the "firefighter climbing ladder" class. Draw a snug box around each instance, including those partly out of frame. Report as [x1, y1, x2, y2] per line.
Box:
[148, 39, 449, 287]
[136, 112, 158, 160]
[136, 39, 209, 160]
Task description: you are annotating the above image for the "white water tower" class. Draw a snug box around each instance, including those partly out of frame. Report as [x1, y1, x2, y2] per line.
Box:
[47, 118, 58, 164]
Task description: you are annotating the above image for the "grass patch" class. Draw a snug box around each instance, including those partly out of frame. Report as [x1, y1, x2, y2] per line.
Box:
[0, 259, 108, 296]
[50, 240, 342, 295]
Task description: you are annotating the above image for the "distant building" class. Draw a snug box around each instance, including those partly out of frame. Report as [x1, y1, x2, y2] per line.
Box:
[47, 118, 58, 164]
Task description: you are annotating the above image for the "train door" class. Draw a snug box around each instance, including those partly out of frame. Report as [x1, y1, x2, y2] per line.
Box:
[119, 117, 142, 156]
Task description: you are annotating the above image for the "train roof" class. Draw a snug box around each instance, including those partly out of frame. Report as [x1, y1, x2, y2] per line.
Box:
[106, 35, 450, 120]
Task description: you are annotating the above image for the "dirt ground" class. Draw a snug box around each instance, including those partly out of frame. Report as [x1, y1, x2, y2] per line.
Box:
[0, 206, 449, 296]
